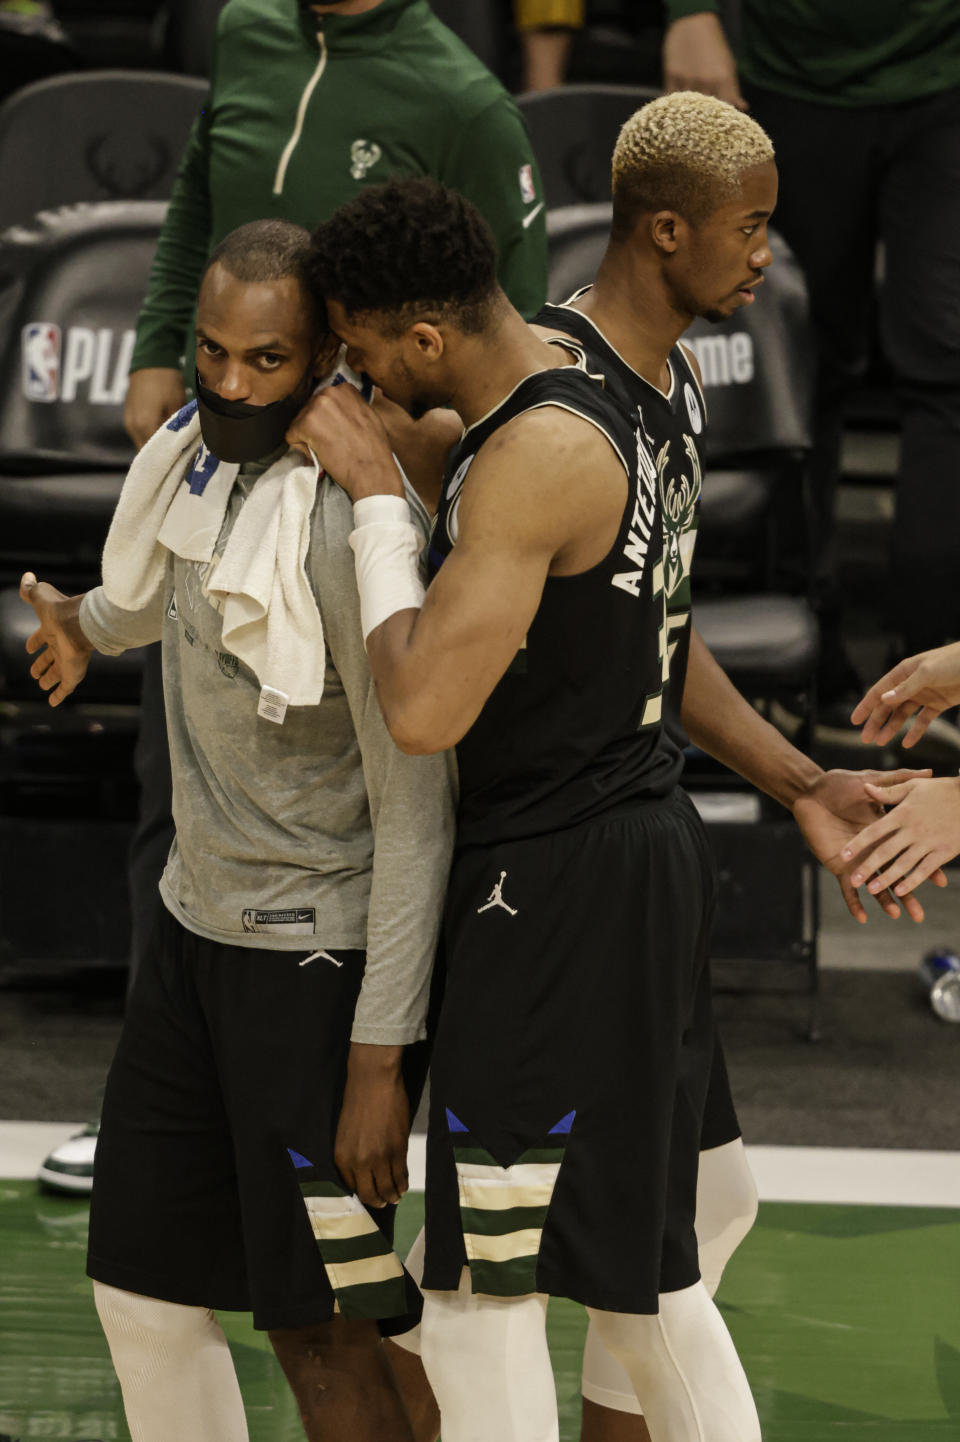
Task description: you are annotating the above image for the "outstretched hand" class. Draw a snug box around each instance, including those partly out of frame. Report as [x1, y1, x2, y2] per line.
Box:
[792, 768, 945, 924]
[19, 572, 93, 706]
[851, 641, 960, 747]
[840, 776, 960, 899]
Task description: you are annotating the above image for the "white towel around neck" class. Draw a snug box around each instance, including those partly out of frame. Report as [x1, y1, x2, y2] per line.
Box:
[101, 398, 328, 713]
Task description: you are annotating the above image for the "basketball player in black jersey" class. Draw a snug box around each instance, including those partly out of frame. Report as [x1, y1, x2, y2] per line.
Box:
[524, 95, 942, 1442]
[292, 174, 766, 1442]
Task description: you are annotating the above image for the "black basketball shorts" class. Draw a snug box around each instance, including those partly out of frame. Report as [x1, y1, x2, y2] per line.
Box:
[87, 907, 421, 1333]
[422, 787, 720, 1315]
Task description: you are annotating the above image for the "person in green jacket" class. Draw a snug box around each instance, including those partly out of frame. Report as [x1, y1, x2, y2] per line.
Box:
[124, 0, 548, 448]
[663, 1, 960, 720]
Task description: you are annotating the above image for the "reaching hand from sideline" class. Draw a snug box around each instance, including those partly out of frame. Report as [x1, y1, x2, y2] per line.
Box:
[662, 13, 747, 112]
[792, 768, 946, 925]
[839, 776, 960, 899]
[124, 367, 188, 451]
[851, 640, 960, 747]
[19, 572, 93, 706]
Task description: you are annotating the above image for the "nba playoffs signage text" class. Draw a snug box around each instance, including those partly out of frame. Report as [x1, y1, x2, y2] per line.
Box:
[683, 332, 754, 388]
[22, 324, 136, 405]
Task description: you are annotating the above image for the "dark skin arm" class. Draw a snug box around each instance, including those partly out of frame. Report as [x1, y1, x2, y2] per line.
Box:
[289, 381, 627, 754]
[335, 1043, 410, 1208]
[681, 628, 942, 923]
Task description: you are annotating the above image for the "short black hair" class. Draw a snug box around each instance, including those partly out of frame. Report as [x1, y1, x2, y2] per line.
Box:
[309, 178, 500, 335]
[204, 219, 327, 336]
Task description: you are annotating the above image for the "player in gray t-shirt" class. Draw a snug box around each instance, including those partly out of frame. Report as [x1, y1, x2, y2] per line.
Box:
[19, 220, 453, 1442]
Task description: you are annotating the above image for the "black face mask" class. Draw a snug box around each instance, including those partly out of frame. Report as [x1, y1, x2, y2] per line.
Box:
[195, 366, 316, 464]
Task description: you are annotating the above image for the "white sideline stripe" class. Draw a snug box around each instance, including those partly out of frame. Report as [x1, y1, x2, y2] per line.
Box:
[745, 1145, 960, 1208]
[409, 1132, 426, 1191]
[3, 1124, 959, 1209]
[0, 1121, 86, 1178]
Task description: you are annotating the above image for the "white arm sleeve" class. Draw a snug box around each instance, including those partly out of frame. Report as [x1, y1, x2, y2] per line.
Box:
[348, 494, 425, 644]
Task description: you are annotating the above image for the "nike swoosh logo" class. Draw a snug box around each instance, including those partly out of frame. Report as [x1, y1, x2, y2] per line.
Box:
[522, 201, 545, 230]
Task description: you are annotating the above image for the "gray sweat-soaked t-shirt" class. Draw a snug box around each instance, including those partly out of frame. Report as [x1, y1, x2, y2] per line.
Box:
[80, 462, 455, 1046]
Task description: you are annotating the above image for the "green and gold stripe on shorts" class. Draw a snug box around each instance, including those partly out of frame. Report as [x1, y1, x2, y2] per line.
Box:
[290, 1160, 407, 1320]
[446, 1108, 575, 1297]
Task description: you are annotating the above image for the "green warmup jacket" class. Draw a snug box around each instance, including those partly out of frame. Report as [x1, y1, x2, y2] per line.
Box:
[131, 0, 548, 374]
[673, 0, 960, 107]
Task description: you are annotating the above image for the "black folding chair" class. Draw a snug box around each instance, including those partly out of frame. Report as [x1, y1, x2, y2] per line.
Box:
[0, 69, 206, 230]
[0, 202, 165, 973]
[517, 84, 659, 208]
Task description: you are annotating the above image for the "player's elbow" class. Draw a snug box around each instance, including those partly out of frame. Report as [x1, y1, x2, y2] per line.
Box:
[382, 695, 459, 756]
[387, 714, 451, 756]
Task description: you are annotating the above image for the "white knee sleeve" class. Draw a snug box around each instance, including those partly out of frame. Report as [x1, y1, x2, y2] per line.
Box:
[696, 1139, 758, 1298]
[581, 1320, 644, 1415]
[94, 1281, 248, 1442]
[420, 1269, 558, 1442]
[587, 1283, 760, 1442]
[581, 1137, 759, 1414]
[388, 1226, 425, 1356]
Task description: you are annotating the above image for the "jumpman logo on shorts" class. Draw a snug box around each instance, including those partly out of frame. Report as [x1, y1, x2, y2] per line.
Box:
[477, 870, 518, 916]
[299, 949, 343, 968]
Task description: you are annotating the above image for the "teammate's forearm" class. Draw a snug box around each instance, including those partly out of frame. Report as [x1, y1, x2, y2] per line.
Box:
[349, 493, 473, 753]
[350, 672, 455, 1044]
[364, 611, 453, 753]
[347, 1041, 405, 1080]
[52, 593, 93, 655]
[682, 628, 822, 808]
[80, 586, 165, 654]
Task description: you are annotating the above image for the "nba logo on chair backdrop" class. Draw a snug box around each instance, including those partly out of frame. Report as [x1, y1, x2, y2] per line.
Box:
[21, 323, 61, 402]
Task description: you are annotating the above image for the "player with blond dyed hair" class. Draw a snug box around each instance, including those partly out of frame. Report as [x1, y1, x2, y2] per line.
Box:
[528, 89, 934, 1441]
[611, 90, 774, 230]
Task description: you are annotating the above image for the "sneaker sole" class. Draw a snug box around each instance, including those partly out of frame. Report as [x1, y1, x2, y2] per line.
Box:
[37, 1165, 94, 1195]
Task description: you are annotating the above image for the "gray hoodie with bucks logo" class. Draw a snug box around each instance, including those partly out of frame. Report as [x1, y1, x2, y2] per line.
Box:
[80, 458, 454, 1046]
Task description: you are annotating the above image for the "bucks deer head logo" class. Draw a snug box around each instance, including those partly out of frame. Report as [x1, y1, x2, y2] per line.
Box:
[658, 435, 702, 599]
[349, 138, 382, 180]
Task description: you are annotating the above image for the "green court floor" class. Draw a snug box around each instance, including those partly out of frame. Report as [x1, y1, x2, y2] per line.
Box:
[1, 1182, 957, 1441]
